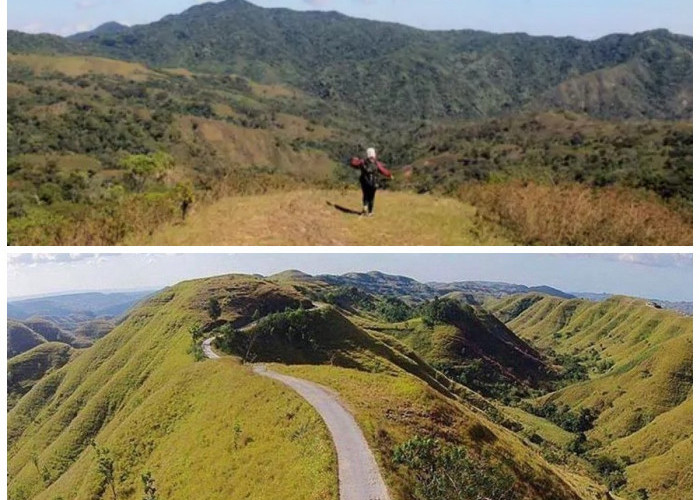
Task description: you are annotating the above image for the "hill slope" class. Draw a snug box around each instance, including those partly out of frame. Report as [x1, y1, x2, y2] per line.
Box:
[488, 294, 693, 499]
[7, 343, 76, 410]
[8, 274, 607, 500]
[8, 1, 692, 121]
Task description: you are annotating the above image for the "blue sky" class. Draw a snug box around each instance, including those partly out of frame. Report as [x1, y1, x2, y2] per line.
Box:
[8, 0, 693, 38]
[7, 253, 693, 301]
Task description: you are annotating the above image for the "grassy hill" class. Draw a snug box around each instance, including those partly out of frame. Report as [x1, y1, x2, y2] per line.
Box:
[8, 343, 76, 410]
[8, 273, 610, 500]
[6, 43, 692, 246]
[125, 189, 513, 246]
[8, 321, 48, 358]
[487, 294, 693, 499]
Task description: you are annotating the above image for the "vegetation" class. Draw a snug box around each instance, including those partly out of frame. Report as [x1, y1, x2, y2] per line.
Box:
[488, 293, 693, 499]
[392, 436, 515, 500]
[8, 3, 691, 122]
[6, 1, 693, 246]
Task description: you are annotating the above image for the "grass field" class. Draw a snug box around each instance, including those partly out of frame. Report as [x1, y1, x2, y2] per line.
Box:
[127, 189, 514, 246]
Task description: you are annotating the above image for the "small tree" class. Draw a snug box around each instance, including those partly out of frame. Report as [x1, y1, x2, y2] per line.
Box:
[92, 441, 117, 500]
[174, 182, 195, 220]
[141, 472, 158, 500]
[208, 298, 222, 320]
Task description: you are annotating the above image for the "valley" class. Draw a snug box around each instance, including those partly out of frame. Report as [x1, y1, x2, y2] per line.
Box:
[7, 271, 692, 499]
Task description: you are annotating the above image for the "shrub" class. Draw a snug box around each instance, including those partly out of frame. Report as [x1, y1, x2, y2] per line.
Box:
[392, 436, 515, 500]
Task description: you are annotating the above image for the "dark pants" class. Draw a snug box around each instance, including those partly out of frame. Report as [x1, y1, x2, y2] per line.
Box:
[361, 181, 376, 214]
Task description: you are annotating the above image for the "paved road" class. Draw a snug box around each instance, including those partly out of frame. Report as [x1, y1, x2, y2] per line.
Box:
[202, 336, 390, 500]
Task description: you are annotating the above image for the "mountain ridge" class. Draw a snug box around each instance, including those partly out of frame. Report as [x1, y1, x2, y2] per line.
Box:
[7, 0, 692, 121]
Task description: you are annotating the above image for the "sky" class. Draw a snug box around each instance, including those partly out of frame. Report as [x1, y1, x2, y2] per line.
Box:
[6, 253, 693, 302]
[8, 0, 693, 39]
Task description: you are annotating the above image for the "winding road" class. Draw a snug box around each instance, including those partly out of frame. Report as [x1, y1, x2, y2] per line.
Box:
[202, 337, 391, 500]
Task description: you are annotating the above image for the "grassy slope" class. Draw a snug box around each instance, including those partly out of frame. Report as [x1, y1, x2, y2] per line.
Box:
[7, 342, 76, 411]
[276, 364, 603, 500]
[488, 294, 693, 499]
[8, 280, 337, 500]
[8, 320, 47, 358]
[10, 274, 607, 500]
[126, 189, 513, 246]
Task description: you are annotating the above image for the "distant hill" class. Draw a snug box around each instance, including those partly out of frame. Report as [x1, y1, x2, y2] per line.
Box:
[574, 292, 692, 315]
[7, 290, 154, 320]
[316, 271, 573, 304]
[68, 22, 129, 41]
[7, 0, 692, 121]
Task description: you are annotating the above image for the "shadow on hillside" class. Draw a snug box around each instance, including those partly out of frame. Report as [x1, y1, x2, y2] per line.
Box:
[326, 201, 363, 216]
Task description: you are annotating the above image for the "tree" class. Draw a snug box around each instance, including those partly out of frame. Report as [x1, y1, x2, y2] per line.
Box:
[91, 442, 117, 500]
[173, 182, 195, 220]
[141, 472, 158, 500]
[120, 152, 174, 191]
[208, 298, 222, 320]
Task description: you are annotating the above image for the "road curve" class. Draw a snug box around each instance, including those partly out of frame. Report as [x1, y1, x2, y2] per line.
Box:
[202, 337, 390, 500]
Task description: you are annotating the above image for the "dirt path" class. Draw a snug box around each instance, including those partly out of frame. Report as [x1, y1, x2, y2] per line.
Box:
[202, 337, 390, 500]
[128, 189, 513, 246]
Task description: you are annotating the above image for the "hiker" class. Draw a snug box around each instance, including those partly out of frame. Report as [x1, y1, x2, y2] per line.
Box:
[349, 148, 393, 216]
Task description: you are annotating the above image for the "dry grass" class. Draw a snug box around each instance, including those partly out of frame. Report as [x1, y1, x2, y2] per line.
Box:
[458, 181, 692, 246]
[8, 54, 158, 81]
[127, 189, 513, 246]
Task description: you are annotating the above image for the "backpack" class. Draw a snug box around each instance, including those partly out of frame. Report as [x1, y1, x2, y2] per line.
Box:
[361, 159, 380, 188]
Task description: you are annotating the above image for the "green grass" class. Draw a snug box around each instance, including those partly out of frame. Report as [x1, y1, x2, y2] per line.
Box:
[488, 293, 693, 499]
[8, 278, 337, 500]
[9, 274, 611, 500]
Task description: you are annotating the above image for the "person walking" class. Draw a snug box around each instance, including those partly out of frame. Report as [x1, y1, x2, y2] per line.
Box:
[349, 148, 393, 216]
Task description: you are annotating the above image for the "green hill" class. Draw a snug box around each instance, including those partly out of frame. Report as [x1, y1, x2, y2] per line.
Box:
[8, 274, 608, 500]
[8, 1, 691, 121]
[7, 343, 76, 410]
[487, 294, 693, 499]
[8, 321, 47, 358]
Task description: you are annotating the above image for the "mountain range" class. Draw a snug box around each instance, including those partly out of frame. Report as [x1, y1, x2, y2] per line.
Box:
[8, 0, 692, 122]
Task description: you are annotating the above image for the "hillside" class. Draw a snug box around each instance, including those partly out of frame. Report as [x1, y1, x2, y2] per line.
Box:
[7, 343, 76, 410]
[8, 273, 609, 500]
[8, 1, 692, 122]
[8, 320, 47, 357]
[7, 34, 692, 245]
[487, 294, 693, 499]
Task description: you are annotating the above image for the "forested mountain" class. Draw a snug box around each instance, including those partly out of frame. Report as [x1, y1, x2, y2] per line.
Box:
[8, 0, 692, 121]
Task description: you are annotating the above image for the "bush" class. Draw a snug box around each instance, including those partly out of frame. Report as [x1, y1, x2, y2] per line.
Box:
[458, 182, 692, 246]
[392, 436, 515, 500]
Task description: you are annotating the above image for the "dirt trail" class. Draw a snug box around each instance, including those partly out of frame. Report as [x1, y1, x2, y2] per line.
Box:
[202, 336, 391, 500]
[129, 189, 512, 246]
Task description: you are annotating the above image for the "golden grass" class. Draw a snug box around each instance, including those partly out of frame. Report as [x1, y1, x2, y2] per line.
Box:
[9, 54, 158, 81]
[275, 364, 606, 500]
[127, 189, 513, 246]
[8, 282, 337, 500]
[458, 181, 692, 246]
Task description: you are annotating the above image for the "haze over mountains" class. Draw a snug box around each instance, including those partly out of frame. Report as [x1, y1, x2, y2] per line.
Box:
[8, 0, 692, 122]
